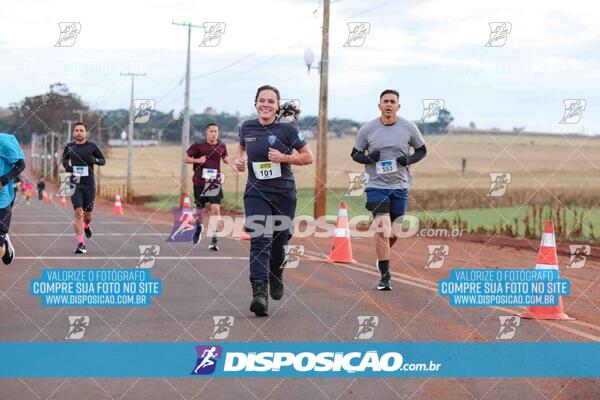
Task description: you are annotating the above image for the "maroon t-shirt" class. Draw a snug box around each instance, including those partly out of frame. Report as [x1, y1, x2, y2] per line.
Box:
[186, 141, 228, 185]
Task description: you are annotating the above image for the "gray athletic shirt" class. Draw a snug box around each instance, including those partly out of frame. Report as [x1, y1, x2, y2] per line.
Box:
[354, 116, 426, 189]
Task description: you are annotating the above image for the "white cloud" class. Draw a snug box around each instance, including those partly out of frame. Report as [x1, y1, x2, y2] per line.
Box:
[1, 0, 599, 132]
[1, 0, 321, 51]
[407, 0, 600, 49]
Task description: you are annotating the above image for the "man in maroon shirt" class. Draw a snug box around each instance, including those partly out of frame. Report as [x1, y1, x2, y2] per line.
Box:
[185, 123, 232, 249]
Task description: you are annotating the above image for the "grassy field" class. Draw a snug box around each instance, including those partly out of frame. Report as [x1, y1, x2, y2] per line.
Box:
[100, 133, 600, 240]
[99, 133, 600, 195]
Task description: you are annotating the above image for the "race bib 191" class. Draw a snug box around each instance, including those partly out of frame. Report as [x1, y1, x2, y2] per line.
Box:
[252, 161, 282, 180]
[375, 160, 398, 174]
[202, 168, 218, 180]
[73, 166, 89, 177]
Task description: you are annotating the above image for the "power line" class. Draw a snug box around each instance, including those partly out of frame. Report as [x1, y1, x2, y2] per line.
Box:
[348, 0, 394, 18]
[191, 52, 259, 80]
[188, 2, 327, 82]
[156, 75, 185, 103]
[185, 0, 392, 85]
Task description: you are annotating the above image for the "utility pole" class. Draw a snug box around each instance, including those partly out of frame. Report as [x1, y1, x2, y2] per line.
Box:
[96, 112, 103, 142]
[96, 112, 103, 195]
[172, 21, 202, 205]
[31, 134, 37, 174]
[314, 0, 330, 218]
[43, 134, 48, 178]
[63, 119, 76, 143]
[50, 131, 56, 179]
[121, 72, 146, 203]
[73, 109, 86, 123]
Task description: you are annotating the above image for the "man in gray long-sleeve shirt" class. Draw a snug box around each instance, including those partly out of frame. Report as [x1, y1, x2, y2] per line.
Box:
[352, 89, 427, 290]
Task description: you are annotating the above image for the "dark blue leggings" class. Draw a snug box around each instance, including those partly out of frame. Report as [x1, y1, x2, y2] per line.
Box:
[244, 188, 297, 281]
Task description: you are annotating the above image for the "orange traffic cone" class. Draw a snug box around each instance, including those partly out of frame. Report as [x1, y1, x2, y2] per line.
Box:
[59, 196, 67, 208]
[113, 194, 124, 216]
[233, 218, 251, 240]
[328, 202, 355, 263]
[519, 221, 573, 320]
[182, 193, 191, 210]
[240, 229, 251, 241]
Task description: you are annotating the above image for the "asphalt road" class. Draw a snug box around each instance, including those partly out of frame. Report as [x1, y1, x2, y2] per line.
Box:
[1, 195, 598, 399]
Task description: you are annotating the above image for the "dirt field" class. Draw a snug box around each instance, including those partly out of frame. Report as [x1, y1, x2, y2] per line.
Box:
[100, 133, 600, 197]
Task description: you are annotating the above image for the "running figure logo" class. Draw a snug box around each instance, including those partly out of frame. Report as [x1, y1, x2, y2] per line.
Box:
[65, 316, 90, 340]
[485, 22, 512, 47]
[201, 174, 225, 198]
[354, 316, 379, 340]
[559, 99, 586, 124]
[496, 316, 520, 340]
[137, 245, 160, 269]
[344, 22, 370, 47]
[345, 172, 369, 197]
[55, 22, 81, 47]
[283, 245, 305, 269]
[168, 209, 196, 242]
[210, 316, 234, 340]
[425, 245, 449, 269]
[199, 23, 226, 47]
[567, 245, 590, 269]
[487, 172, 512, 197]
[191, 345, 222, 375]
[133, 99, 156, 124]
[419, 99, 445, 123]
[57, 172, 79, 197]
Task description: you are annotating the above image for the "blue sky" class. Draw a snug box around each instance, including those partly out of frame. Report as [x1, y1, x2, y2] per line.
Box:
[2, 0, 599, 133]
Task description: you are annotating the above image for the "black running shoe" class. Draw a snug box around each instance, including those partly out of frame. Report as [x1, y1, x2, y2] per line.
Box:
[377, 274, 392, 291]
[208, 235, 219, 251]
[84, 225, 92, 238]
[2, 234, 14, 265]
[269, 267, 284, 300]
[375, 260, 392, 290]
[250, 279, 269, 317]
[193, 224, 203, 244]
[74, 243, 87, 254]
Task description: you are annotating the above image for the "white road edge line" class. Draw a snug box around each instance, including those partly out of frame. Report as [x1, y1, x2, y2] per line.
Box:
[304, 249, 600, 342]
[12, 222, 143, 224]
[13, 233, 170, 236]
[14, 256, 248, 260]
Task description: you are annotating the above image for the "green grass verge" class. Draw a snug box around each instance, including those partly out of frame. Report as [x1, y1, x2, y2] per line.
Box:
[143, 189, 365, 220]
[142, 191, 600, 241]
[412, 206, 600, 241]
